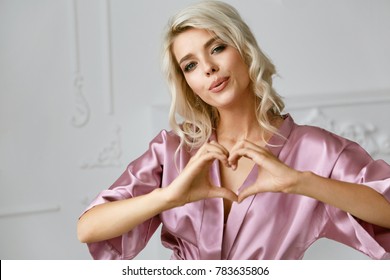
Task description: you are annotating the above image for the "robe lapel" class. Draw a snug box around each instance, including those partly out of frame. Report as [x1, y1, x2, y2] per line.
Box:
[267, 114, 293, 157]
[222, 166, 258, 259]
[222, 114, 294, 259]
[200, 115, 294, 259]
[198, 159, 224, 259]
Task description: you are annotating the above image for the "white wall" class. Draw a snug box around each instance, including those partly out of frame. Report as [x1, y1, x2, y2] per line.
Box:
[0, 0, 389, 259]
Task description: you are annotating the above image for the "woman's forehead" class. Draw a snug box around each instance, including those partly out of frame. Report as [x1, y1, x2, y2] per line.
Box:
[172, 29, 217, 61]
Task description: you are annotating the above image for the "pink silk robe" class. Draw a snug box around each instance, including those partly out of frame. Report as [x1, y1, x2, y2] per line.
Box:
[82, 115, 390, 259]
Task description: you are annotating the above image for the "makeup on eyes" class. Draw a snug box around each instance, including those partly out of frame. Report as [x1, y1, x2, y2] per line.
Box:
[181, 42, 227, 73]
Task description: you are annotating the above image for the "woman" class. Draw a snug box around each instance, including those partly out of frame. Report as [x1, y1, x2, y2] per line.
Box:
[77, 1, 390, 259]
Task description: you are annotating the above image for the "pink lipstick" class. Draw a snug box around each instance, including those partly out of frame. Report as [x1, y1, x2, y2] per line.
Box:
[209, 77, 230, 93]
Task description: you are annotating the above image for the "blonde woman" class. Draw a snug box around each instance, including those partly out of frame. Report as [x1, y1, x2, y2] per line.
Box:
[78, 1, 390, 259]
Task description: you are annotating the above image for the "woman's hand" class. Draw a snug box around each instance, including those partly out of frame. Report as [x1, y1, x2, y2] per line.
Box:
[227, 139, 390, 229]
[228, 140, 301, 202]
[165, 140, 238, 207]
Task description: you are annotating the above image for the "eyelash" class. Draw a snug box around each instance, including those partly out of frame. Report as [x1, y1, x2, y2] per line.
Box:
[184, 62, 197, 72]
[211, 44, 226, 54]
[183, 44, 227, 73]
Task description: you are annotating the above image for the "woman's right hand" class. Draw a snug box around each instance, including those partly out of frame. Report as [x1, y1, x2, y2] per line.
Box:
[78, 140, 238, 244]
[163, 140, 238, 207]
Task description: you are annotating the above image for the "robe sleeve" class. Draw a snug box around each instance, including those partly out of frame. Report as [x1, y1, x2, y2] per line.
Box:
[80, 131, 170, 259]
[324, 141, 390, 259]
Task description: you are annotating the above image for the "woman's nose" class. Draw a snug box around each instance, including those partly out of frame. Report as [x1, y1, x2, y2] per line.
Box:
[204, 62, 219, 76]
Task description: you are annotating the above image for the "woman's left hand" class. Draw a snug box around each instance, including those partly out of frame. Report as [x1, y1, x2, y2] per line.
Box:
[228, 140, 301, 202]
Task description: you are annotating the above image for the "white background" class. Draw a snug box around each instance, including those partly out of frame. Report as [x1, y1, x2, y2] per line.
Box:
[0, 0, 389, 259]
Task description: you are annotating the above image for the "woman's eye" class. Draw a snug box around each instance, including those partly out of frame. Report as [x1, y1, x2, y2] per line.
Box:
[212, 44, 226, 54]
[184, 62, 197, 72]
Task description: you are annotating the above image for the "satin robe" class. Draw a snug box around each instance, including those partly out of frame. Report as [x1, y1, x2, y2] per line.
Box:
[82, 115, 390, 259]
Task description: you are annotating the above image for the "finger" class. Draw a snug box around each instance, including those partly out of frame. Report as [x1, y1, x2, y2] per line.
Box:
[208, 186, 238, 202]
[194, 143, 230, 167]
[197, 141, 229, 158]
[228, 146, 268, 169]
[228, 140, 269, 167]
[208, 140, 230, 156]
[237, 184, 260, 203]
[229, 139, 263, 154]
[198, 150, 229, 167]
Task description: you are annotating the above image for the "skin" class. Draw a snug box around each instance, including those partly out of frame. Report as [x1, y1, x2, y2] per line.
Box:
[174, 29, 253, 113]
[77, 28, 390, 244]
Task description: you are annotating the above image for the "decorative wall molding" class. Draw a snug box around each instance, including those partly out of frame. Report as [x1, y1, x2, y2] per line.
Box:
[80, 125, 122, 169]
[70, 0, 114, 127]
[71, 73, 90, 127]
[70, 0, 90, 128]
[286, 90, 390, 157]
[101, 0, 115, 115]
[302, 108, 390, 156]
[0, 204, 61, 218]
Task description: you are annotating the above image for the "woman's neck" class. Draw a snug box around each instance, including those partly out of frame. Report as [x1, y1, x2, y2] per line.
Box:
[215, 106, 284, 148]
[216, 107, 263, 146]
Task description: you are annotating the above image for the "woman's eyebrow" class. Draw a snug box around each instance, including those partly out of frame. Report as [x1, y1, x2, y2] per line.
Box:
[178, 37, 219, 65]
[204, 36, 218, 49]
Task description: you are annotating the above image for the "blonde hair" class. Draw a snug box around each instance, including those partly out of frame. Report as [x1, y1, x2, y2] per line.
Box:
[161, 0, 284, 150]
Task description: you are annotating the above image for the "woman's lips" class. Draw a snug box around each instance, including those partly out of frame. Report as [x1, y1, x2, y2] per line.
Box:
[209, 77, 230, 93]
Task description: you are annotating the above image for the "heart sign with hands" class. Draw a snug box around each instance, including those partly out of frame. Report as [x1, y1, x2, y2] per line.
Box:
[166, 140, 238, 207]
[168, 138, 300, 208]
[228, 139, 300, 203]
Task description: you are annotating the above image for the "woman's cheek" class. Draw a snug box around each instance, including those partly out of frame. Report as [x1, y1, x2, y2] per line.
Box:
[186, 76, 202, 94]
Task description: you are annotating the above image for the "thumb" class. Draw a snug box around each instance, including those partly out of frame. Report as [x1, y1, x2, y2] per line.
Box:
[208, 186, 238, 202]
[237, 184, 258, 203]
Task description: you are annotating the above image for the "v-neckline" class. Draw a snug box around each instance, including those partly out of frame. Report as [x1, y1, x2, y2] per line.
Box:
[199, 114, 294, 259]
[218, 161, 258, 223]
[208, 115, 289, 225]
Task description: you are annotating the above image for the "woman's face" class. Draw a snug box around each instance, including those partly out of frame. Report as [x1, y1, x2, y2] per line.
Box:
[172, 28, 252, 111]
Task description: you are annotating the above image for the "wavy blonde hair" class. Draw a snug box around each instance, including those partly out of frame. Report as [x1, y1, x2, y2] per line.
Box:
[161, 0, 284, 150]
